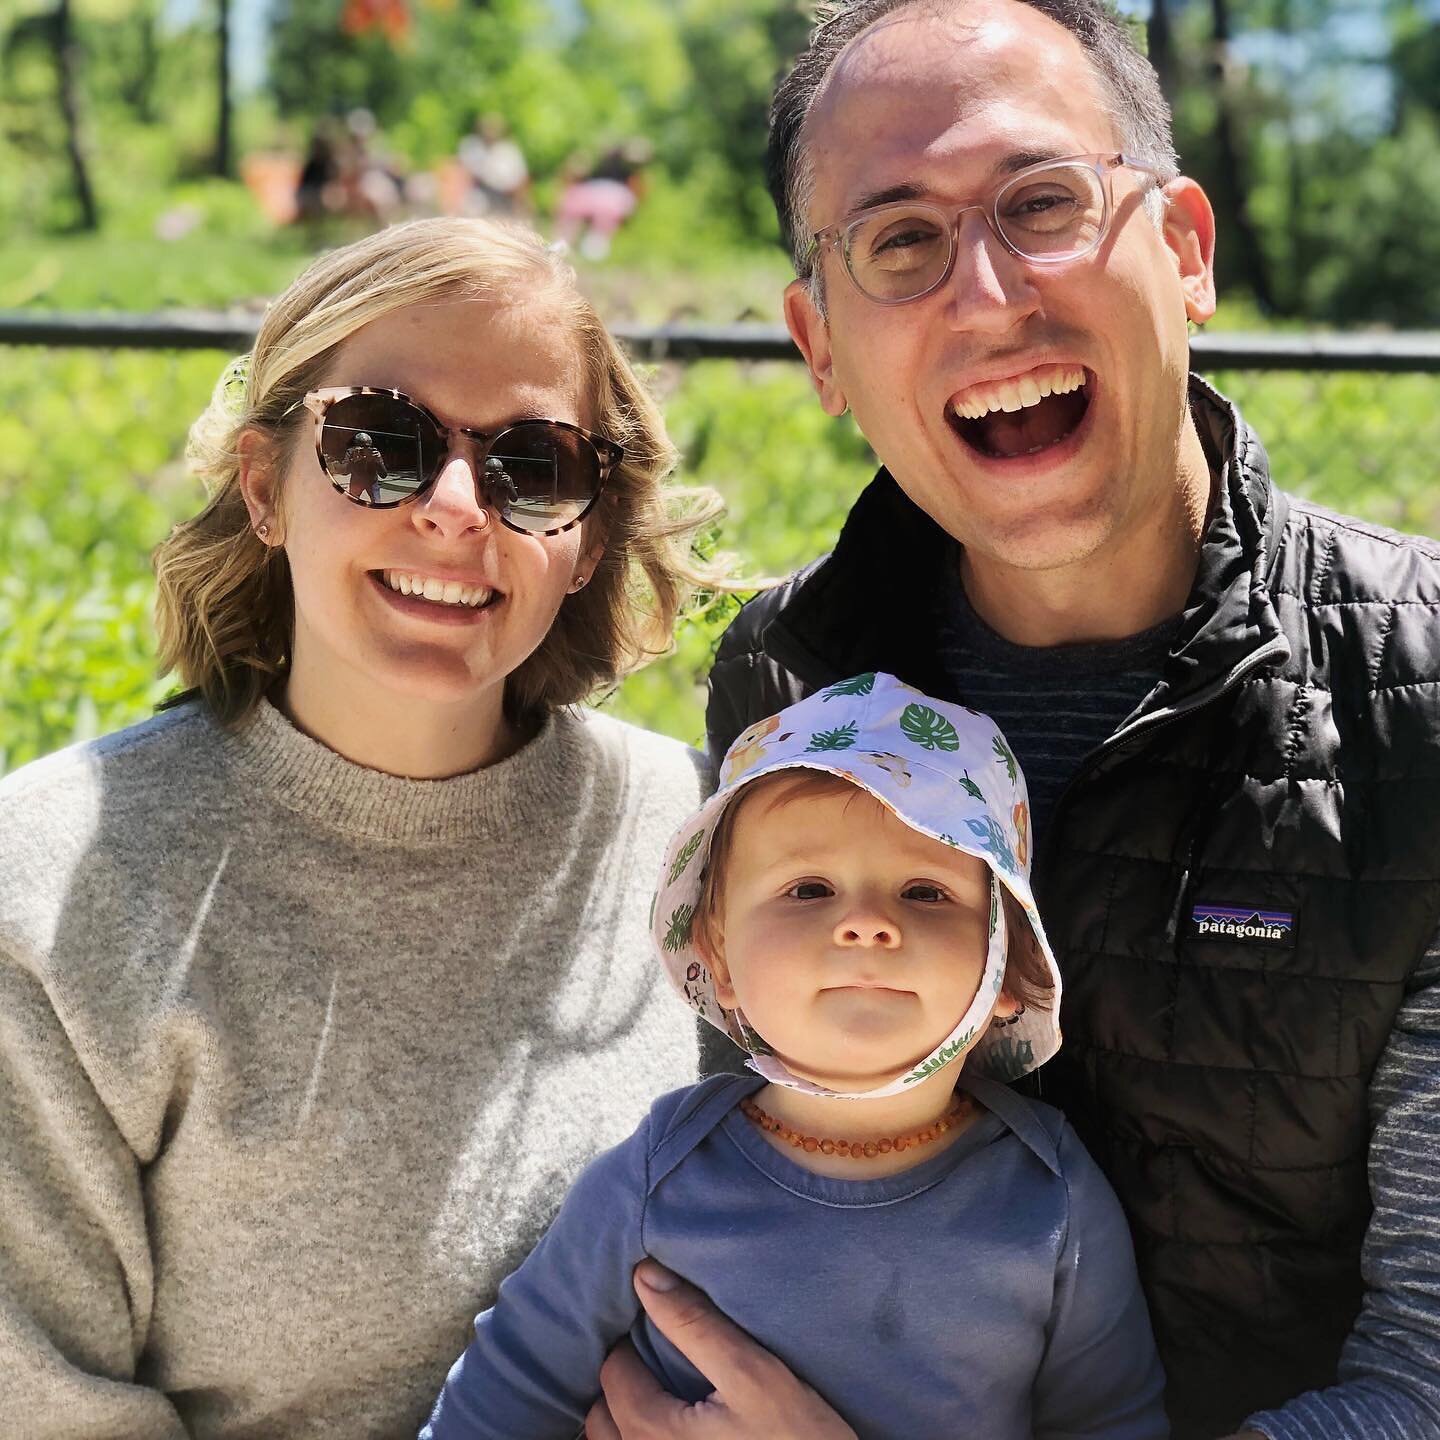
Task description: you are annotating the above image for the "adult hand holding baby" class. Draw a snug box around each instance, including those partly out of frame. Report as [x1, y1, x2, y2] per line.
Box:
[585, 1261, 857, 1440]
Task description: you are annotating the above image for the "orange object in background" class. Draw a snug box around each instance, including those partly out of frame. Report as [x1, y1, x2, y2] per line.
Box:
[342, 0, 410, 41]
[242, 154, 302, 226]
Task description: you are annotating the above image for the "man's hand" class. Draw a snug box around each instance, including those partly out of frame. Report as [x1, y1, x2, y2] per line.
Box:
[584, 1261, 857, 1439]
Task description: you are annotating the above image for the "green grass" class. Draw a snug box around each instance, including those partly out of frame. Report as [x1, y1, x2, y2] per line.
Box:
[0, 232, 314, 313]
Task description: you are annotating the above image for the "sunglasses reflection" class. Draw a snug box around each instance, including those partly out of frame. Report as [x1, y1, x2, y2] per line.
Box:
[333, 431, 391, 505]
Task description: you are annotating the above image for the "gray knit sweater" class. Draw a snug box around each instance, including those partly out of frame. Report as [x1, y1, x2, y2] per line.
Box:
[0, 699, 707, 1438]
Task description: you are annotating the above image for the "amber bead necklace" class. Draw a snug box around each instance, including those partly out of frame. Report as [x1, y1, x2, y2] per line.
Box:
[739, 1091, 970, 1160]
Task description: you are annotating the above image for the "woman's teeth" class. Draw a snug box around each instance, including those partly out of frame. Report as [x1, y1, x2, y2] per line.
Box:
[383, 571, 494, 608]
[950, 363, 1087, 420]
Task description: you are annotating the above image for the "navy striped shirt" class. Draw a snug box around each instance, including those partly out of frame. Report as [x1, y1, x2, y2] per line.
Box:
[937, 559, 1440, 1438]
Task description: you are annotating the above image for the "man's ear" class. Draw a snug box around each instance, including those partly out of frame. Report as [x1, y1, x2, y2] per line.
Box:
[237, 429, 284, 543]
[694, 926, 736, 1008]
[1160, 176, 1217, 326]
[783, 278, 848, 417]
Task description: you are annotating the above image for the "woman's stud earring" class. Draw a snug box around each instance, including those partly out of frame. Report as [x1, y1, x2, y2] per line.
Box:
[570, 575, 587, 592]
[256, 522, 270, 541]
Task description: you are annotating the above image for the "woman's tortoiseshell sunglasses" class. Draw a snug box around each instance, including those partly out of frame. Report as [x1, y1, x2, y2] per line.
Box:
[298, 386, 624, 537]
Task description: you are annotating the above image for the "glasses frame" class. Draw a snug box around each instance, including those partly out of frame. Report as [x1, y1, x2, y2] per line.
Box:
[297, 386, 625, 537]
[807, 152, 1164, 307]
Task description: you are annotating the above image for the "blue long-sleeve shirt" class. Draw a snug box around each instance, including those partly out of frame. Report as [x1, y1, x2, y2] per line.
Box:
[422, 1071, 1167, 1440]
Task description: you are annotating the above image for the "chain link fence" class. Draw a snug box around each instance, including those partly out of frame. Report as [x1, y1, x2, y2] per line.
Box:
[3, 329, 1437, 773]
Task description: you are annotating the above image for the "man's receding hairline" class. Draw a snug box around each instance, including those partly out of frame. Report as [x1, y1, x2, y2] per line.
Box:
[791, 0, 1139, 247]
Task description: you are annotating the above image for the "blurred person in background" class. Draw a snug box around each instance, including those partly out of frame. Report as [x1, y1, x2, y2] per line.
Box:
[555, 141, 651, 261]
[459, 114, 531, 220]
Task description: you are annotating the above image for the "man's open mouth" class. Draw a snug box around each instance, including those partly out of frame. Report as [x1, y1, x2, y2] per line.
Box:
[946, 362, 1092, 460]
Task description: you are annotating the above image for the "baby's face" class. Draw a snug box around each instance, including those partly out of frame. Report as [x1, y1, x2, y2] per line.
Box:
[709, 780, 996, 1092]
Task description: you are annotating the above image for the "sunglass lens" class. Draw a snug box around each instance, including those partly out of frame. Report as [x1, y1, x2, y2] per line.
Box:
[486, 424, 599, 532]
[319, 393, 441, 506]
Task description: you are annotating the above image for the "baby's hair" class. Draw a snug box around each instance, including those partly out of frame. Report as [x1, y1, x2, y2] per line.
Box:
[692, 768, 1054, 1011]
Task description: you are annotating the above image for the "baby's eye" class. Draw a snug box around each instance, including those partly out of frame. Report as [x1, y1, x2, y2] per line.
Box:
[786, 880, 834, 901]
[902, 883, 948, 903]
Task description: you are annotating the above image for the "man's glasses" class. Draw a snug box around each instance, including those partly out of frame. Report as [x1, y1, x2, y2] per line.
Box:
[807, 152, 1163, 306]
[298, 387, 624, 536]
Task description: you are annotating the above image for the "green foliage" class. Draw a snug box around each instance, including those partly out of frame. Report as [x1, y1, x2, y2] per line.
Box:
[0, 347, 221, 774]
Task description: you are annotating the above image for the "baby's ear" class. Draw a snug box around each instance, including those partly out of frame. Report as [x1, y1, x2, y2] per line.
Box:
[693, 924, 736, 1007]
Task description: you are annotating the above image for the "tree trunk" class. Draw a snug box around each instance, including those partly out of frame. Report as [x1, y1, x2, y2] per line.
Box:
[215, 0, 232, 178]
[52, 0, 99, 231]
[1208, 0, 1278, 312]
[1148, 0, 1176, 106]
[135, 1, 159, 123]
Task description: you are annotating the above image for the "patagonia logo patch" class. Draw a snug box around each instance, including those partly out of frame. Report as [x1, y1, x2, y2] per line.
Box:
[1188, 903, 1297, 946]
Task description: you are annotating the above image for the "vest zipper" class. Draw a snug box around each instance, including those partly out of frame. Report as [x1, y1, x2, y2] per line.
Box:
[1035, 635, 1289, 876]
[1033, 634, 1290, 946]
[1026, 635, 1288, 1100]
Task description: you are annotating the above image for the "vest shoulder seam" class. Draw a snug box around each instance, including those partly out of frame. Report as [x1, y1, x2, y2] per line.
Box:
[1076, 1038, 1379, 1080]
[1271, 593, 1440, 608]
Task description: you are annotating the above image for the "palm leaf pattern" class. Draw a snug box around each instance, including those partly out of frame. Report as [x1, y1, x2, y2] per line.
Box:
[822, 673, 877, 700]
[662, 903, 695, 953]
[904, 1027, 976, 1083]
[668, 830, 704, 884]
[958, 771, 984, 801]
[992, 734, 1018, 781]
[900, 703, 960, 752]
[982, 1036, 1035, 1082]
[964, 815, 1018, 873]
[805, 721, 859, 752]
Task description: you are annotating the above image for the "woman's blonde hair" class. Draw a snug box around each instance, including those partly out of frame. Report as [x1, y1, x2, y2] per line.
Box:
[155, 217, 728, 724]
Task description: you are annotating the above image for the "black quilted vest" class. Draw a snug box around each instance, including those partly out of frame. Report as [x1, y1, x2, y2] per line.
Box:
[704, 379, 1440, 1438]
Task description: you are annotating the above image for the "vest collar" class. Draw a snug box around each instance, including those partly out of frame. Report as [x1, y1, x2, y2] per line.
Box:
[761, 375, 1290, 715]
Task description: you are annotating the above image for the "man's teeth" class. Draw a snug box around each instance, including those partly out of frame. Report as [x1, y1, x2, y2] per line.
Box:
[951, 364, 1087, 420]
[383, 571, 495, 608]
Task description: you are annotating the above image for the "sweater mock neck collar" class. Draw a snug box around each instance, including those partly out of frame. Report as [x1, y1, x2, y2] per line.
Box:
[218, 698, 585, 843]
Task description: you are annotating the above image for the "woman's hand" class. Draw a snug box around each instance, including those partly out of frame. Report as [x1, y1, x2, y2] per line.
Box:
[584, 1261, 858, 1439]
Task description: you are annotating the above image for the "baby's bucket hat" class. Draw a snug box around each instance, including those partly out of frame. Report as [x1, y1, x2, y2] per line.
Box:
[651, 672, 1063, 1099]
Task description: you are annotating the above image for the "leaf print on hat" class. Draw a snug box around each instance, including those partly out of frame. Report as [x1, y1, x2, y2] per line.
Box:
[668, 830, 704, 884]
[904, 1027, 976, 1083]
[983, 1035, 1035, 1083]
[662, 903, 695, 953]
[737, 1015, 775, 1056]
[900, 703, 960, 752]
[805, 721, 859, 752]
[992, 733, 1018, 782]
[964, 814, 1018, 873]
[958, 771, 984, 801]
[822, 673, 877, 700]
